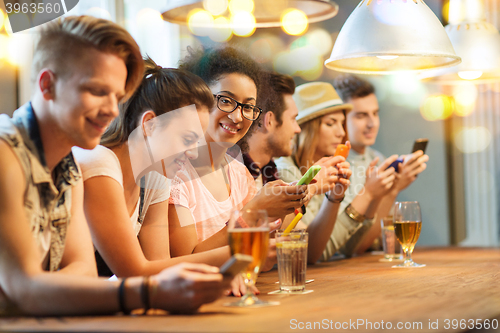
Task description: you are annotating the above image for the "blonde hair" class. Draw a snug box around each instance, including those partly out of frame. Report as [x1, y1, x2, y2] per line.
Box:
[32, 15, 143, 101]
[292, 112, 348, 175]
[292, 117, 322, 175]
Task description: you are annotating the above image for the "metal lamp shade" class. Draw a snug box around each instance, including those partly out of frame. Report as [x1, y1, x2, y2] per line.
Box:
[420, 21, 500, 84]
[162, 0, 338, 28]
[325, 0, 461, 74]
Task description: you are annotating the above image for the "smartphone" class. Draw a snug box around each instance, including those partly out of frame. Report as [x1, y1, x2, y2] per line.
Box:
[219, 254, 253, 278]
[387, 139, 429, 172]
[412, 138, 428, 154]
[297, 165, 322, 185]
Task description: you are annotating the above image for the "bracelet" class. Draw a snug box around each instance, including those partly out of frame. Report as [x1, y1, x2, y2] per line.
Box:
[141, 276, 151, 315]
[325, 193, 344, 204]
[118, 278, 130, 315]
[345, 204, 366, 223]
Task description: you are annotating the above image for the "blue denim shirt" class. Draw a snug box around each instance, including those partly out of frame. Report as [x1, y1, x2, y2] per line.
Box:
[0, 103, 81, 271]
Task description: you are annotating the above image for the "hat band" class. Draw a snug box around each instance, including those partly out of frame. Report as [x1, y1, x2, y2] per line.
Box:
[299, 98, 345, 116]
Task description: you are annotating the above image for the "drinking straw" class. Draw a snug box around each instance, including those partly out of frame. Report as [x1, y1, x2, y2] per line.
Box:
[284, 209, 303, 233]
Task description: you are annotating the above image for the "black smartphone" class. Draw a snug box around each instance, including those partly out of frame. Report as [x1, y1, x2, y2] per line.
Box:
[387, 139, 429, 172]
[412, 138, 428, 154]
[219, 254, 253, 278]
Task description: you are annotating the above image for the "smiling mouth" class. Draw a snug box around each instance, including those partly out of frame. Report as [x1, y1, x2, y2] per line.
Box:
[87, 118, 108, 133]
[220, 123, 240, 134]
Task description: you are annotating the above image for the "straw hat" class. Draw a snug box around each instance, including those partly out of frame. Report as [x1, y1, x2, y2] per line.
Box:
[294, 82, 353, 125]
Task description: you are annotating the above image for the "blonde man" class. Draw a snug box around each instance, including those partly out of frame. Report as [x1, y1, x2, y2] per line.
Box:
[0, 16, 229, 316]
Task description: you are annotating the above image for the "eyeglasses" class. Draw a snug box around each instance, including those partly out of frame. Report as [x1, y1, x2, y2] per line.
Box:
[213, 94, 262, 121]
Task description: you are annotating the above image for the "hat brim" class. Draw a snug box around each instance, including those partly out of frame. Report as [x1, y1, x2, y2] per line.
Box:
[297, 103, 353, 126]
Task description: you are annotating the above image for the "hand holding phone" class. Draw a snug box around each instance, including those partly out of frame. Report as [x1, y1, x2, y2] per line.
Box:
[297, 165, 322, 185]
[219, 254, 253, 278]
[386, 139, 429, 172]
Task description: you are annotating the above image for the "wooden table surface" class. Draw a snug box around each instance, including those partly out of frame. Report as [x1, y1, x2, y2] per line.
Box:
[1, 247, 500, 333]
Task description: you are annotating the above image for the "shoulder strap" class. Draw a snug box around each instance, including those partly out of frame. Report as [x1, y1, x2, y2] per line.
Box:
[138, 176, 145, 225]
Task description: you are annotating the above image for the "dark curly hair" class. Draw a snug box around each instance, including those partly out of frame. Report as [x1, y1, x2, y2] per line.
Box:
[179, 46, 261, 96]
[333, 74, 375, 102]
[101, 56, 214, 148]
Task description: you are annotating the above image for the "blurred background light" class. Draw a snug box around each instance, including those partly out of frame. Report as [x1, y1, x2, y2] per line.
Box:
[0, 9, 5, 31]
[228, 0, 254, 14]
[203, 0, 228, 16]
[188, 9, 214, 36]
[420, 94, 454, 121]
[281, 9, 308, 36]
[85, 7, 112, 20]
[137, 8, 164, 30]
[209, 16, 232, 42]
[457, 71, 483, 80]
[231, 11, 256, 37]
[452, 84, 477, 116]
[455, 126, 491, 153]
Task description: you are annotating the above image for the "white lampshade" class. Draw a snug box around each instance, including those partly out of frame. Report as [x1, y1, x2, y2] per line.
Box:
[162, 0, 338, 28]
[325, 0, 461, 74]
[419, 0, 500, 84]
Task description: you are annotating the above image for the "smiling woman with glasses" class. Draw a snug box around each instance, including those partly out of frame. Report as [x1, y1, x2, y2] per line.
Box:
[165, 47, 308, 297]
[213, 94, 263, 121]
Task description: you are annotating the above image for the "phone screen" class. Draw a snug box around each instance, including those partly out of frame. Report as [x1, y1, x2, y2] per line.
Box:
[412, 139, 428, 154]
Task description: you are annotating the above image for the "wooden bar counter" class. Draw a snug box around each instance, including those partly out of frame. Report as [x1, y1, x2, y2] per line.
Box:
[1, 247, 500, 332]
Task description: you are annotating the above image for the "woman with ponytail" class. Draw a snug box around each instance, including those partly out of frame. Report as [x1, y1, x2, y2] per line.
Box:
[73, 57, 234, 279]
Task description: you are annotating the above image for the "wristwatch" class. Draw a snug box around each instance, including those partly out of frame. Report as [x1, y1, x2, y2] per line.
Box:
[345, 204, 366, 223]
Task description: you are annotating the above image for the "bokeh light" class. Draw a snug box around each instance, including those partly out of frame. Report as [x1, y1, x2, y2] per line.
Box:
[85, 7, 112, 20]
[203, 0, 228, 16]
[228, 0, 254, 14]
[209, 16, 232, 42]
[419, 94, 454, 121]
[377, 55, 399, 60]
[458, 71, 483, 80]
[442, 0, 449, 24]
[137, 8, 164, 30]
[281, 9, 308, 36]
[273, 46, 323, 80]
[7, 35, 19, 65]
[249, 35, 284, 63]
[455, 126, 491, 153]
[188, 9, 214, 36]
[453, 84, 477, 117]
[0, 8, 5, 31]
[231, 11, 256, 37]
[0, 35, 9, 61]
[303, 29, 332, 56]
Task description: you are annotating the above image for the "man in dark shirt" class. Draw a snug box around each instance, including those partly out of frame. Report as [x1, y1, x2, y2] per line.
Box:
[238, 71, 301, 190]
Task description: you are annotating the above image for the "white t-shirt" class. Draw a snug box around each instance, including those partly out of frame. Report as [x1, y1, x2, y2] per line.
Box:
[72, 145, 170, 235]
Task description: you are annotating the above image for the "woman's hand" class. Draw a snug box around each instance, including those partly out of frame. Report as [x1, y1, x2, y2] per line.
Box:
[327, 160, 352, 200]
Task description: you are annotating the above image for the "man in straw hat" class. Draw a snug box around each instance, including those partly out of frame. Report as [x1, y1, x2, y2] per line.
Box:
[333, 75, 429, 255]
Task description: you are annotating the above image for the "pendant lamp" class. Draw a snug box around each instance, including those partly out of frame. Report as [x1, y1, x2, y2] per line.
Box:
[162, 0, 338, 28]
[325, 0, 461, 74]
[420, 0, 500, 84]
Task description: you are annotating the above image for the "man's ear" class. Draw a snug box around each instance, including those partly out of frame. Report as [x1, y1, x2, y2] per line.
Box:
[38, 69, 56, 101]
[141, 110, 157, 136]
[262, 111, 276, 131]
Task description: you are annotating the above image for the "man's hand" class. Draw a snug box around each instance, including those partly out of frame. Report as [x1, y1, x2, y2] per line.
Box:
[363, 155, 398, 199]
[246, 180, 308, 218]
[393, 151, 429, 192]
[152, 263, 230, 314]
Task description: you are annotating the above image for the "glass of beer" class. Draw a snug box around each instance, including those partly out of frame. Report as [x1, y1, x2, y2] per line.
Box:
[392, 201, 425, 268]
[226, 209, 273, 307]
